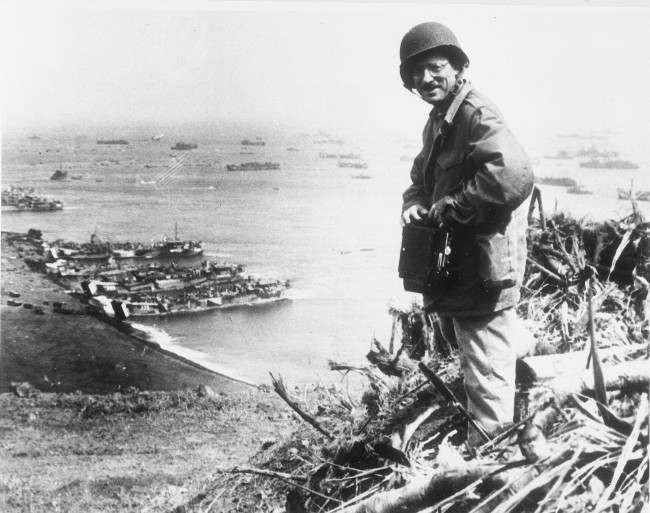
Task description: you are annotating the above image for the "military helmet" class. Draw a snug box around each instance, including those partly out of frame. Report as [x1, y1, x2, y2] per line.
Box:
[399, 22, 469, 89]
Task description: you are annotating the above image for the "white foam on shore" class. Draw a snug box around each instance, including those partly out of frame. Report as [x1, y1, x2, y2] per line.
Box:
[128, 321, 258, 387]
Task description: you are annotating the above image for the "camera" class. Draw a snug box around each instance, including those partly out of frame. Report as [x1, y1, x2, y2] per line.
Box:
[398, 223, 453, 295]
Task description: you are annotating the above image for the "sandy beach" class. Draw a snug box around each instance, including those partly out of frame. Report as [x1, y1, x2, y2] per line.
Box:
[0, 231, 297, 512]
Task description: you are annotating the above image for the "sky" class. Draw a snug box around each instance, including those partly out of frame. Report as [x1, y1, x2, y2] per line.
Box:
[2, 1, 650, 143]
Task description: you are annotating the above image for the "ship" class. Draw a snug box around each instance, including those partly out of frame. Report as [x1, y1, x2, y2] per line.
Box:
[579, 158, 639, 169]
[287, 147, 299, 152]
[566, 184, 593, 195]
[97, 139, 129, 145]
[537, 176, 577, 187]
[241, 138, 265, 146]
[225, 162, 280, 171]
[50, 169, 68, 180]
[339, 152, 361, 159]
[156, 222, 204, 257]
[158, 239, 204, 257]
[319, 152, 338, 159]
[2, 187, 64, 211]
[171, 142, 198, 150]
[576, 147, 618, 158]
[152, 133, 165, 141]
[338, 161, 368, 169]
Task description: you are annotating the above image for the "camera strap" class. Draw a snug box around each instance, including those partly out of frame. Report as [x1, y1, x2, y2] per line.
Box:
[424, 80, 473, 192]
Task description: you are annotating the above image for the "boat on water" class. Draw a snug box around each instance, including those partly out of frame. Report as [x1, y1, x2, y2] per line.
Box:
[579, 158, 639, 169]
[158, 239, 203, 257]
[152, 133, 164, 141]
[338, 161, 368, 169]
[97, 139, 129, 145]
[351, 174, 372, 180]
[2, 186, 63, 211]
[287, 147, 299, 152]
[171, 142, 198, 150]
[339, 153, 361, 159]
[50, 169, 67, 180]
[121, 292, 288, 318]
[241, 138, 265, 146]
[537, 176, 577, 187]
[226, 162, 280, 171]
[566, 184, 593, 195]
[576, 147, 618, 158]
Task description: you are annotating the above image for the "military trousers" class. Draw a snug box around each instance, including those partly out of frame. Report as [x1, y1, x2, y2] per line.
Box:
[438, 307, 534, 443]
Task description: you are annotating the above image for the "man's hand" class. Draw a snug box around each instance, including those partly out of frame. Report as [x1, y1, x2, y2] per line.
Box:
[401, 204, 428, 226]
[428, 197, 455, 229]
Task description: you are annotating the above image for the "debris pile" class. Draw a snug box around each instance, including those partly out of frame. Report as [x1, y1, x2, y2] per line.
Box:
[148, 206, 650, 512]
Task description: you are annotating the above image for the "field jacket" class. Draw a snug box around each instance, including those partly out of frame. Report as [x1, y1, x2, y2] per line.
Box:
[402, 81, 534, 316]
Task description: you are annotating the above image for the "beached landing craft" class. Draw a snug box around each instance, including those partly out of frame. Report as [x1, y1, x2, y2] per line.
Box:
[76, 260, 288, 318]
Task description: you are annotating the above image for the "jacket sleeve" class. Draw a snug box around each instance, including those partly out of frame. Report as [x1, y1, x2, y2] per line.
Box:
[402, 120, 433, 212]
[443, 106, 534, 227]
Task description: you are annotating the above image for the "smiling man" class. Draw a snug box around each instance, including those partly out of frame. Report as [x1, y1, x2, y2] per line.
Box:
[399, 22, 535, 444]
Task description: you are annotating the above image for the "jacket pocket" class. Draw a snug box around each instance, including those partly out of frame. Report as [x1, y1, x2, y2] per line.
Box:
[475, 230, 517, 290]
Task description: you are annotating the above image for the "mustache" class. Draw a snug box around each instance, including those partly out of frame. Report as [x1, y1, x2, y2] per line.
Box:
[420, 82, 442, 91]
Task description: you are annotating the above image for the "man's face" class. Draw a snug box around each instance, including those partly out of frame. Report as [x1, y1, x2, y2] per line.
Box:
[410, 54, 460, 106]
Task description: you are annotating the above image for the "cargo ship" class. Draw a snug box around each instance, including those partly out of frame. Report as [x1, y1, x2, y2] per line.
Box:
[537, 177, 577, 187]
[338, 161, 368, 169]
[579, 158, 639, 169]
[226, 162, 280, 171]
[97, 139, 129, 145]
[241, 138, 265, 146]
[50, 169, 67, 180]
[2, 187, 63, 211]
[171, 142, 198, 150]
[566, 184, 593, 195]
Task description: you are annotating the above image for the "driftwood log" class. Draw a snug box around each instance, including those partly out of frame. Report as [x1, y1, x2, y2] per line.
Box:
[516, 348, 648, 394]
[337, 449, 573, 513]
[338, 463, 516, 513]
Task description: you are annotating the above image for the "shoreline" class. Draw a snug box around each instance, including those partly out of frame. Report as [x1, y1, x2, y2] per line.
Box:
[0, 230, 299, 512]
[0, 230, 254, 394]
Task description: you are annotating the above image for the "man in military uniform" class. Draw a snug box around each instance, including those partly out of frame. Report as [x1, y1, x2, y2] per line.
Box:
[399, 22, 535, 442]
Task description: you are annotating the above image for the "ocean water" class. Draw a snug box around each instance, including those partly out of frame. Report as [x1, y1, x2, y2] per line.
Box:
[2, 127, 649, 386]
